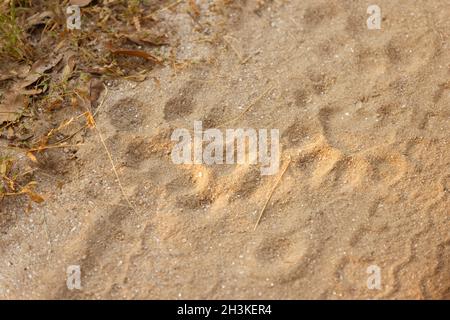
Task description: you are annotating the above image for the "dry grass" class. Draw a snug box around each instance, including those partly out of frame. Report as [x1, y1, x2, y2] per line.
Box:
[0, 0, 32, 62]
[0, 0, 240, 205]
[0, 0, 178, 204]
[0, 155, 42, 203]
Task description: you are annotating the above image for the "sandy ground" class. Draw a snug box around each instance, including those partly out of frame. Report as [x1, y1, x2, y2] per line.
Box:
[0, 0, 449, 299]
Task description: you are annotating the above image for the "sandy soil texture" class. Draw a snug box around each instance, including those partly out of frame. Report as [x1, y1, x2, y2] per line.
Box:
[0, 0, 449, 299]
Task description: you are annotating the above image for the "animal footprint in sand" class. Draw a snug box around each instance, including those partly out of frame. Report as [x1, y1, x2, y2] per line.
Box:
[287, 138, 407, 191]
[318, 106, 397, 154]
[244, 231, 314, 283]
[163, 81, 201, 121]
[108, 98, 145, 131]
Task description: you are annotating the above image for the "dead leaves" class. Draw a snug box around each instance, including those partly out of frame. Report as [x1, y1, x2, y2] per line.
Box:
[0, 54, 63, 123]
[0, 64, 30, 81]
[26, 11, 55, 29]
[10, 181, 45, 204]
[0, 0, 175, 207]
[0, 94, 28, 124]
[69, 0, 93, 7]
[62, 53, 77, 83]
[0, 159, 43, 204]
[120, 31, 169, 47]
[24, 54, 64, 88]
[21, 182, 45, 203]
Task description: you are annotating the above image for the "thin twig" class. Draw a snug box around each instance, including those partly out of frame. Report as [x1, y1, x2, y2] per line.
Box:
[41, 209, 52, 253]
[89, 91, 138, 214]
[254, 156, 291, 230]
[240, 49, 261, 65]
[144, 0, 183, 19]
[223, 35, 244, 63]
[28, 144, 84, 152]
[93, 84, 109, 118]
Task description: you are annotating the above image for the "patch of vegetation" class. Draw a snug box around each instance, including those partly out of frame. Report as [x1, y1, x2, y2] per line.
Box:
[0, 0, 237, 205]
[0, 0, 32, 61]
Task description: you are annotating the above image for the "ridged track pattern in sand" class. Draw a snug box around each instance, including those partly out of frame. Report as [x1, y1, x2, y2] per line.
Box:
[0, 0, 449, 299]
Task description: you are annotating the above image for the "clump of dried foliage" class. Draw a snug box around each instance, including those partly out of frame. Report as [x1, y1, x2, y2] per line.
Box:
[0, 0, 179, 204]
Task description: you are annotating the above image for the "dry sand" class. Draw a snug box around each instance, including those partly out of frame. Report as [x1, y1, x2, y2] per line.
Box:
[0, 0, 449, 299]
